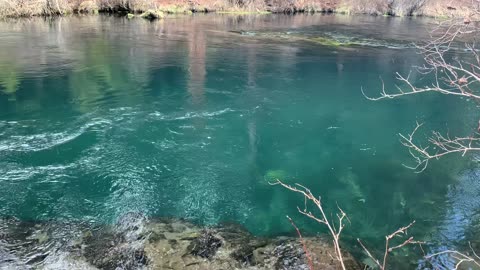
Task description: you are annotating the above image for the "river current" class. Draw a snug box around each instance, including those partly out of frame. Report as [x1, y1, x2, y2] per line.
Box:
[0, 14, 479, 269]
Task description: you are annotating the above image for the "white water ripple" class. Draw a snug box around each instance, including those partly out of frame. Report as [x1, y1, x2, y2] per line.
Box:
[149, 108, 235, 121]
[0, 119, 111, 153]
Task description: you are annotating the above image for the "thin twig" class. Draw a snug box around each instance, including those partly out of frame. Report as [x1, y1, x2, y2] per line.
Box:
[271, 179, 347, 270]
[287, 215, 314, 270]
[357, 221, 421, 270]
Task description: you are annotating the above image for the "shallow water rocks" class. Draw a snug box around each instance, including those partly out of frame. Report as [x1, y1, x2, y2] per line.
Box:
[79, 213, 149, 270]
[82, 228, 147, 269]
[0, 216, 362, 270]
[186, 230, 222, 258]
[273, 242, 309, 270]
[144, 219, 362, 270]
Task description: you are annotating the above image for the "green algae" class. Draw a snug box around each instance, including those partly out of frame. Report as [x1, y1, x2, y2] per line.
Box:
[264, 169, 289, 183]
[308, 36, 352, 47]
[217, 11, 271, 14]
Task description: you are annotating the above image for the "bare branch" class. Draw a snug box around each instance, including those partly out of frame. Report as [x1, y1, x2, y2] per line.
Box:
[426, 248, 480, 269]
[286, 215, 314, 270]
[357, 221, 421, 270]
[399, 122, 480, 172]
[272, 180, 421, 270]
[270, 179, 348, 270]
[357, 239, 382, 269]
[363, 8, 480, 171]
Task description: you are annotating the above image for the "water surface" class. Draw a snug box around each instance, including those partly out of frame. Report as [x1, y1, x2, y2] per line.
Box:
[1, 14, 479, 268]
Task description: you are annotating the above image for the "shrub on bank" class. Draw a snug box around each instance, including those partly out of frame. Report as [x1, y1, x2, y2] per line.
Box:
[77, 0, 98, 13]
[0, 0, 74, 17]
[0, 0, 476, 17]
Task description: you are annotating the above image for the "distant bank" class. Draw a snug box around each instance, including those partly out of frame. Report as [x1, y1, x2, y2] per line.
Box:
[0, 0, 477, 19]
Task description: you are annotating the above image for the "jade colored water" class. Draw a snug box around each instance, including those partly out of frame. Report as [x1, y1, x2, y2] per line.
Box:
[0, 14, 479, 268]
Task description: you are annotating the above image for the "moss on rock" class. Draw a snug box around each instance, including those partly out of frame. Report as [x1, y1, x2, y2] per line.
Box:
[140, 9, 164, 20]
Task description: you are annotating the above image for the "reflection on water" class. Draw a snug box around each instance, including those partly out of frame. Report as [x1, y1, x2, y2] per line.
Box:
[187, 21, 206, 105]
[0, 14, 478, 269]
[417, 168, 480, 269]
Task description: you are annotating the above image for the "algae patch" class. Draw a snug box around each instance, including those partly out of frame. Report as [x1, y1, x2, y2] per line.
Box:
[264, 169, 289, 183]
[228, 30, 412, 49]
[217, 11, 271, 14]
[308, 36, 352, 47]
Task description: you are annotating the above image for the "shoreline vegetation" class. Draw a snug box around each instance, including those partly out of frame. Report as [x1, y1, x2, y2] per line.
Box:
[0, 0, 477, 19]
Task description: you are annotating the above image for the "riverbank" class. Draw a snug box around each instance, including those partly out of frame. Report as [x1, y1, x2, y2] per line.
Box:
[0, 0, 476, 18]
[0, 214, 363, 269]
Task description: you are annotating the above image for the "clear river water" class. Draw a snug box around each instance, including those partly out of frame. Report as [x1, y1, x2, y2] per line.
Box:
[0, 14, 479, 269]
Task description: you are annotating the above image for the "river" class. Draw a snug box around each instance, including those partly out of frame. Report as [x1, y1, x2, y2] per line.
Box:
[0, 14, 479, 269]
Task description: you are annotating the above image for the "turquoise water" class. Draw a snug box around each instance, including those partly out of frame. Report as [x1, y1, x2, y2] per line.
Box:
[1, 14, 479, 268]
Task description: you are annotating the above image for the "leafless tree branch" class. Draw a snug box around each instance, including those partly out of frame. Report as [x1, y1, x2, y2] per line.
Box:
[286, 215, 314, 270]
[357, 221, 422, 269]
[399, 121, 480, 172]
[271, 179, 421, 270]
[271, 179, 348, 270]
[363, 4, 480, 171]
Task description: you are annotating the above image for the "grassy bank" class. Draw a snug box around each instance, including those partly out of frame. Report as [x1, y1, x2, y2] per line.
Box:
[0, 0, 477, 18]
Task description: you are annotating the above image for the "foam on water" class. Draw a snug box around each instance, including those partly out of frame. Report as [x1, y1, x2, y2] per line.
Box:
[0, 119, 111, 153]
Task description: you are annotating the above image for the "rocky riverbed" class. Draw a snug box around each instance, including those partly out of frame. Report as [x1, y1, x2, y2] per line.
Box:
[0, 213, 362, 270]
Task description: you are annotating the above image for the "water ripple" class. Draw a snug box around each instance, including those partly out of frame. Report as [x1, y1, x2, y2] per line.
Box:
[149, 108, 235, 121]
[0, 119, 111, 153]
